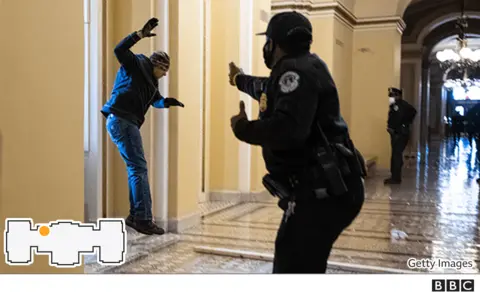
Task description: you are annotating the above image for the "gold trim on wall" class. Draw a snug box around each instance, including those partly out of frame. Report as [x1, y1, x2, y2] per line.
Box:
[271, 1, 406, 34]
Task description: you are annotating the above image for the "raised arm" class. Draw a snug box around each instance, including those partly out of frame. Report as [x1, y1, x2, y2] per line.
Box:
[403, 101, 417, 125]
[114, 18, 159, 71]
[234, 74, 269, 101]
[231, 69, 318, 150]
[229, 62, 269, 101]
[114, 32, 142, 70]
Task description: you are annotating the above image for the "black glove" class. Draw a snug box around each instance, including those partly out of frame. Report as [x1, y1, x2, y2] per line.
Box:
[139, 18, 159, 38]
[230, 101, 247, 129]
[164, 97, 184, 108]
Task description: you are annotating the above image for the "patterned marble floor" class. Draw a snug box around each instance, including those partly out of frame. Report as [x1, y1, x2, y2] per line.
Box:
[86, 138, 480, 274]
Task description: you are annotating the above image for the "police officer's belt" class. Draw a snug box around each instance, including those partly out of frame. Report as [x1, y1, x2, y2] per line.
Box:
[262, 141, 364, 205]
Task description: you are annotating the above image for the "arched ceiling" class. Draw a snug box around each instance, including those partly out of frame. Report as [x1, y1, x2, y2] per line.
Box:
[402, 0, 480, 45]
[423, 19, 480, 47]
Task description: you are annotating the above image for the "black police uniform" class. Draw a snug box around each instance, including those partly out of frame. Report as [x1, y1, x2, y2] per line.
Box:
[231, 12, 366, 273]
[386, 88, 416, 184]
[466, 103, 480, 161]
[451, 112, 465, 143]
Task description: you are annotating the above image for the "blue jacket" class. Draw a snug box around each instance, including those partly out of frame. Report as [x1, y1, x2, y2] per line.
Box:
[101, 32, 167, 128]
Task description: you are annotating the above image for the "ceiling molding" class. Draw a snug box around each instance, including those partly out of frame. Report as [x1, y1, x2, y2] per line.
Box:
[271, 1, 406, 34]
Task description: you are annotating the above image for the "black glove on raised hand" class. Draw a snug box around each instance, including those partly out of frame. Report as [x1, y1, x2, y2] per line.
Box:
[139, 18, 159, 38]
[164, 97, 185, 108]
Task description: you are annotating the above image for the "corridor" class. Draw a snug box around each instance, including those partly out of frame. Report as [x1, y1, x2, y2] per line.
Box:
[85, 139, 480, 274]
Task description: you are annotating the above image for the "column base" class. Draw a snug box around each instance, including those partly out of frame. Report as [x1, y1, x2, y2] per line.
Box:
[157, 212, 202, 233]
[208, 190, 271, 202]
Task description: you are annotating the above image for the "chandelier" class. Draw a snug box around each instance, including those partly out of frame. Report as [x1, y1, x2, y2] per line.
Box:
[436, 43, 480, 65]
[436, 38, 480, 66]
[443, 78, 480, 89]
[434, 1, 480, 90]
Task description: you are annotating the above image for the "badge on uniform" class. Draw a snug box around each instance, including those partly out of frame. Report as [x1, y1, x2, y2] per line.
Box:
[279, 71, 300, 93]
[259, 93, 268, 112]
[393, 105, 399, 111]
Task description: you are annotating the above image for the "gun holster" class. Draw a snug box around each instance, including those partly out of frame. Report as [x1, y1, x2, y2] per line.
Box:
[262, 174, 293, 211]
[315, 146, 348, 197]
[333, 140, 367, 179]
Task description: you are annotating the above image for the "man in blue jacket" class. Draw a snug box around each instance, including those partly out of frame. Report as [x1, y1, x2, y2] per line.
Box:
[101, 18, 184, 235]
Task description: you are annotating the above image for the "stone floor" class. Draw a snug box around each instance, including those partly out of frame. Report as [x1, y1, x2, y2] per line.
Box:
[85, 138, 480, 274]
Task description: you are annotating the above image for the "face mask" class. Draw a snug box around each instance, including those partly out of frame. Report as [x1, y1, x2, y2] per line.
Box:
[263, 38, 275, 69]
[389, 97, 396, 105]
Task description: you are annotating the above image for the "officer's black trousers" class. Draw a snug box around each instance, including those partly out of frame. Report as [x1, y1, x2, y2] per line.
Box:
[389, 132, 409, 180]
[475, 136, 480, 162]
[272, 175, 365, 273]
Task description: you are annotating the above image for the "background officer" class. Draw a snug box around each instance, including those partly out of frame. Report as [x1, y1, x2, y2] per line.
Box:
[466, 102, 480, 183]
[385, 87, 416, 185]
[228, 11, 366, 273]
[451, 111, 465, 144]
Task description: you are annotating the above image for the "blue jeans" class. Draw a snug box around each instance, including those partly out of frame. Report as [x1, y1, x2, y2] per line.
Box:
[106, 114, 152, 220]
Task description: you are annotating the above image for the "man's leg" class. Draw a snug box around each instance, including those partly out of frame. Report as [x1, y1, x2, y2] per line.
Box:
[475, 135, 480, 184]
[385, 133, 400, 184]
[386, 134, 407, 184]
[106, 114, 164, 235]
[272, 205, 333, 274]
[393, 135, 409, 179]
[390, 134, 395, 177]
[272, 213, 294, 273]
[476, 136, 480, 162]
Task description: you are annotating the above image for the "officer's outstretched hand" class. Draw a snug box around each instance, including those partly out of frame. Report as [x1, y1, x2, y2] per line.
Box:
[164, 97, 185, 108]
[228, 62, 244, 86]
[231, 101, 247, 130]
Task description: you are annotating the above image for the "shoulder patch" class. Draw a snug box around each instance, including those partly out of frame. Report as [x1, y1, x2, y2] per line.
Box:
[279, 71, 300, 93]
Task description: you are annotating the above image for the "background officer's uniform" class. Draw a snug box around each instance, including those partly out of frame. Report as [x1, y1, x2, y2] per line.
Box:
[231, 12, 365, 273]
[386, 88, 416, 184]
[451, 112, 465, 143]
[466, 102, 480, 162]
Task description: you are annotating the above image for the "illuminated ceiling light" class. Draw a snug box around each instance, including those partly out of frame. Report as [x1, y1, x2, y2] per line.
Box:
[443, 78, 480, 90]
[460, 47, 473, 59]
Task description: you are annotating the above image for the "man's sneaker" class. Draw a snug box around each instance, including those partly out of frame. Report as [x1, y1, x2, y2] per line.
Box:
[384, 178, 401, 185]
[125, 215, 135, 227]
[129, 219, 165, 236]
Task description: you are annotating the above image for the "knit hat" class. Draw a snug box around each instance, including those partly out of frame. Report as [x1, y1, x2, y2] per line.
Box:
[150, 51, 170, 71]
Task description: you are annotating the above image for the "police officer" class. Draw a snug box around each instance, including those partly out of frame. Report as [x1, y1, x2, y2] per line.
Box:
[466, 102, 480, 184]
[451, 111, 465, 144]
[385, 87, 416, 185]
[228, 11, 366, 273]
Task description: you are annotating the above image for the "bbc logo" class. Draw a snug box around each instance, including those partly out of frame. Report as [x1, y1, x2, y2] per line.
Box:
[432, 279, 475, 292]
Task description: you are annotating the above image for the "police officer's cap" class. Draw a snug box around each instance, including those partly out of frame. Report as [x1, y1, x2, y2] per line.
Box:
[388, 87, 402, 97]
[256, 11, 313, 43]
